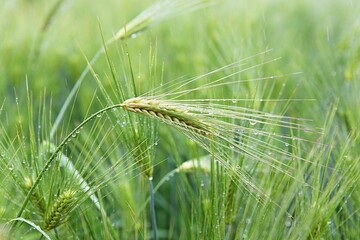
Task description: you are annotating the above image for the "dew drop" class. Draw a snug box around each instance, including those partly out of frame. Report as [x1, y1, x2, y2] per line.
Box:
[130, 33, 139, 39]
[8, 164, 14, 171]
[285, 143, 289, 147]
[96, 114, 102, 118]
[249, 120, 257, 126]
[232, 99, 237, 103]
[285, 220, 292, 228]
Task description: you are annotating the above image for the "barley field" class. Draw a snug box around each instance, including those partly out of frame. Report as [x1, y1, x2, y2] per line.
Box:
[0, 0, 359, 239]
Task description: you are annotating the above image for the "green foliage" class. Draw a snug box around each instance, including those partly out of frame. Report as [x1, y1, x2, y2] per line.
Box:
[1, 0, 359, 239]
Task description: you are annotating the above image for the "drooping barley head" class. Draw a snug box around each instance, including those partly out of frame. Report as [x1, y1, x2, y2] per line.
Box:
[122, 97, 213, 136]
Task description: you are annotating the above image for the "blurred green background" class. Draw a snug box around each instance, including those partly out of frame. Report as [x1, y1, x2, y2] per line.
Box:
[1, 0, 359, 239]
[1, 0, 358, 125]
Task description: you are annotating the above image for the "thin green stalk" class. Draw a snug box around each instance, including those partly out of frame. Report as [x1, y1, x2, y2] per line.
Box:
[225, 224, 232, 240]
[210, 136, 217, 238]
[137, 169, 177, 215]
[149, 178, 158, 240]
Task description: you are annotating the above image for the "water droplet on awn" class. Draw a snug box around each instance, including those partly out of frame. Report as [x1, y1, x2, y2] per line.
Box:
[8, 164, 14, 171]
[249, 120, 257, 126]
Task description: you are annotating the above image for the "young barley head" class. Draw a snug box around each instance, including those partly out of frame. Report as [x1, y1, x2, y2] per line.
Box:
[24, 177, 46, 216]
[122, 97, 212, 136]
[110, 0, 210, 43]
[43, 189, 76, 231]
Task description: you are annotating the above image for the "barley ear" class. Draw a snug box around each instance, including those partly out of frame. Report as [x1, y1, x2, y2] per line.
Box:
[24, 177, 46, 216]
[225, 178, 237, 225]
[122, 97, 211, 135]
[122, 97, 212, 177]
[43, 190, 76, 231]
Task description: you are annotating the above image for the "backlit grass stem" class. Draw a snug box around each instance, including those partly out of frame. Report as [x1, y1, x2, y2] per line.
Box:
[149, 178, 158, 240]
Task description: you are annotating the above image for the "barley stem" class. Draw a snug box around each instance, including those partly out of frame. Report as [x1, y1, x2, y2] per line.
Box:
[149, 178, 158, 240]
[210, 138, 217, 238]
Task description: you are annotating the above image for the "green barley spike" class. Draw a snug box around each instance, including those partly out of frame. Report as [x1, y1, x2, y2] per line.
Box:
[44, 189, 76, 231]
[24, 177, 46, 216]
[225, 178, 237, 225]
